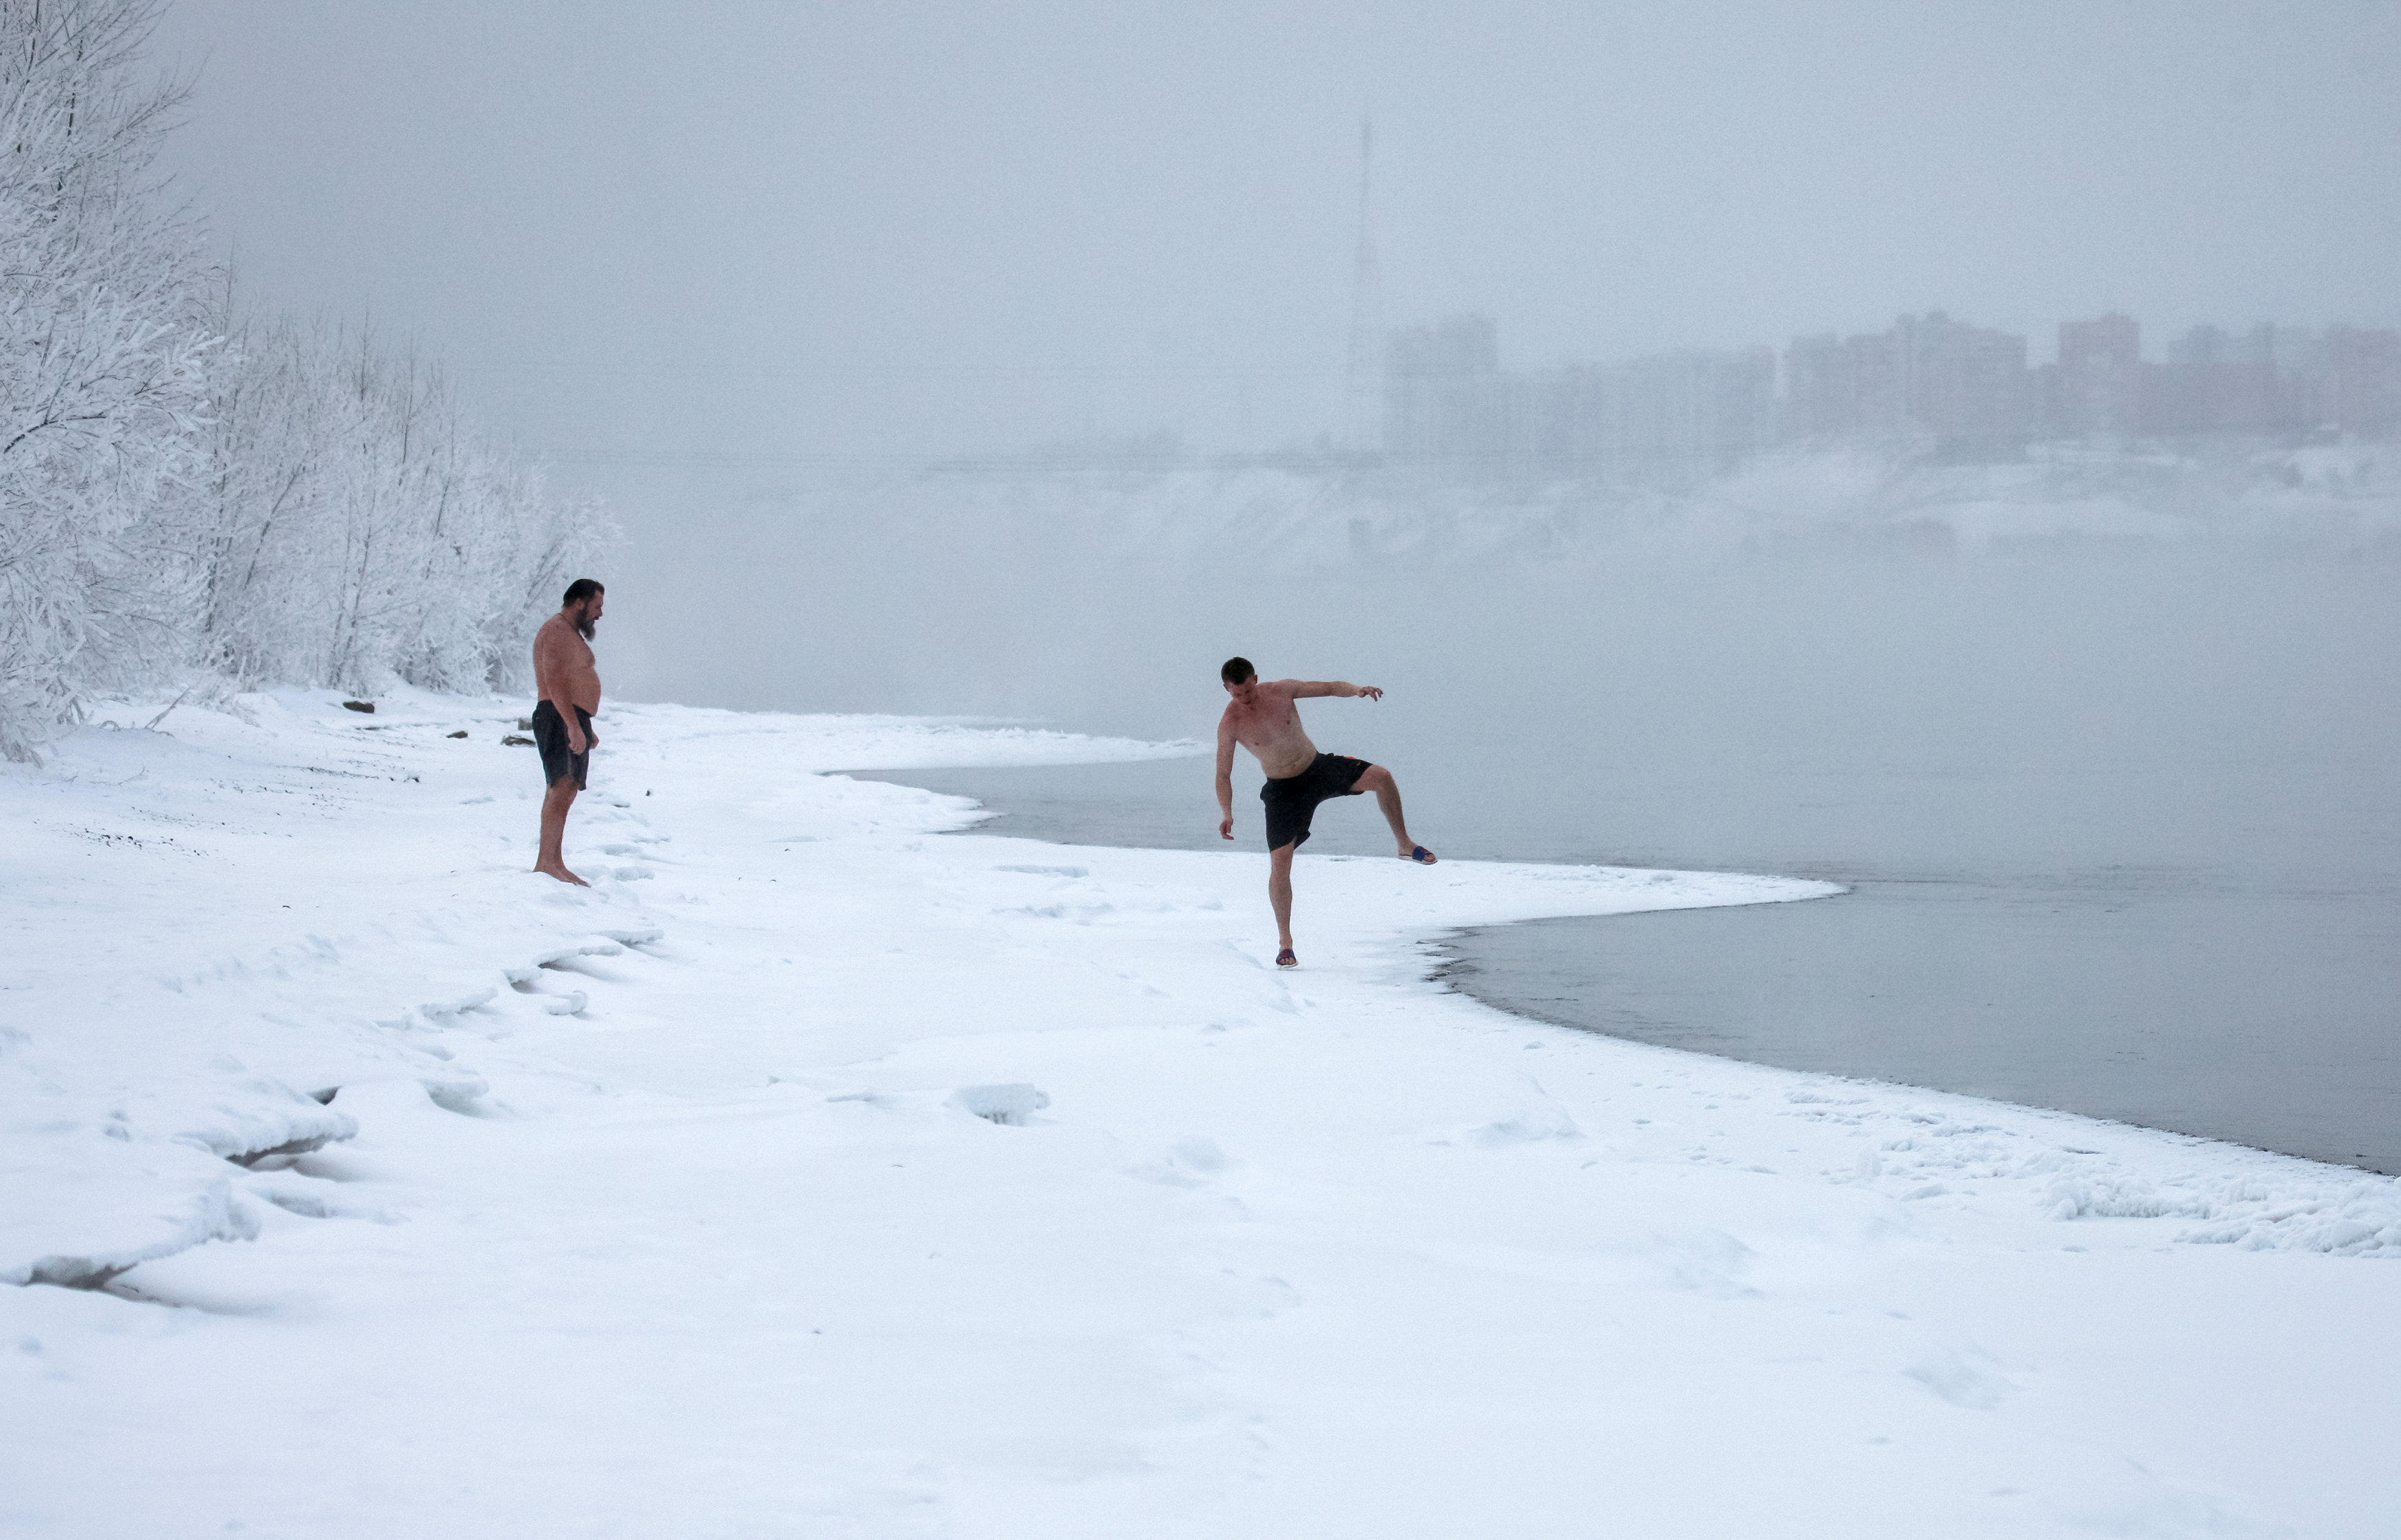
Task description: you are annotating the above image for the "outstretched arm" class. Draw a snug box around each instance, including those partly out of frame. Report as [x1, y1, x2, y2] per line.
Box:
[1287, 680, 1384, 701]
[1216, 713, 1238, 840]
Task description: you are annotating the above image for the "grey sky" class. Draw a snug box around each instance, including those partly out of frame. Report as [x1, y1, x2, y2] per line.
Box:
[154, 1, 2400, 474]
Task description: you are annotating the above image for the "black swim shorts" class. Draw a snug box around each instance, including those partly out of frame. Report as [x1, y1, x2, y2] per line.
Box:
[532, 700, 597, 790]
[1260, 752, 1371, 852]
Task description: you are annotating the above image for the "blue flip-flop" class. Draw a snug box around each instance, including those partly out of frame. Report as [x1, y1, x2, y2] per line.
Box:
[1276, 947, 1298, 967]
[1408, 846, 1437, 865]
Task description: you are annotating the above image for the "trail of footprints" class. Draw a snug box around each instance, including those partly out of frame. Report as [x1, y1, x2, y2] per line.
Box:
[139, 809, 1119, 1292]
[111, 920, 685, 1299]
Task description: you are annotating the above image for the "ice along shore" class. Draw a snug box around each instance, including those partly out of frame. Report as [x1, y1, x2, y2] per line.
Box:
[4, 690, 2399, 1538]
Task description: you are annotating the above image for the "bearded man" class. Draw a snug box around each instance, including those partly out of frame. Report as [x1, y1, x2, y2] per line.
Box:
[531, 578, 606, 885]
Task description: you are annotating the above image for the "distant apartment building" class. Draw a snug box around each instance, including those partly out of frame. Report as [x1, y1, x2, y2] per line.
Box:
[1608, 347, 1777, 475]
[2057, 313, 2142, 436]
[1780, 313, 2030, 451]
[1784, 331, 1889, 440]
[2144, 324, 2279, 436]
[1906, 313, 2031, 448]
[1382, 316, 1771, 480]
[2315, 326, 2401, 438]
[1382, 315, 1501, 466]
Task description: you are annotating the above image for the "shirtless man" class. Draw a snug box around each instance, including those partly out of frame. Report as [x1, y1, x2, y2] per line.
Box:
[531, 578, 606, 885]
[1215, 656, 1435, 967]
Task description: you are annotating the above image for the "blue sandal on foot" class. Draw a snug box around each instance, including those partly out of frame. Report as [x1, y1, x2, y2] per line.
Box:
[1276, 947, 1297, 967]
[1408, 846, 1437, 865]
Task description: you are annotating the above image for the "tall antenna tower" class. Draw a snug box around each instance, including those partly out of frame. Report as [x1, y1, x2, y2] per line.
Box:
[1342, 115, 1380, 457]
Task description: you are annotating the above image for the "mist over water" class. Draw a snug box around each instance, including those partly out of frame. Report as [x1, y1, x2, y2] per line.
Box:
[611, 455, 2401, 848]
[635, 455, 2401, 1171]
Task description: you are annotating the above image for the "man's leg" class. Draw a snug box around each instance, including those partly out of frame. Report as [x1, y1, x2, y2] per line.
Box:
[536, 776, 588, 886]
[1351, 764, 1434, 862]
[1268, 840, 1297, 960]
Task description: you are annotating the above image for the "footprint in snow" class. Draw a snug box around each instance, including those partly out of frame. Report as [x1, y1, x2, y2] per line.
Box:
[1446, 1102, 1583, 1149]
[241, 1168, 399, 1223]
[1902, 1346, 2016, 1410]
[1126, 1137, 1233, 1187]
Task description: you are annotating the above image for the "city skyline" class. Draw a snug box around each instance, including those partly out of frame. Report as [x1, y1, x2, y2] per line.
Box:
[1382, 305, 2401, 479]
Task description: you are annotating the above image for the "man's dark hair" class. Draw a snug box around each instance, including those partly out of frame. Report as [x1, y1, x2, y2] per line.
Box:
[563, 578, 605, 607]
[1221, 656, 1255, 685]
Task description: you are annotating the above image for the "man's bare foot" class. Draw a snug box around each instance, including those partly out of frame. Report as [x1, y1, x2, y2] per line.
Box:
[535, 862, 589, 887]
[1404, 844, 1437, 865]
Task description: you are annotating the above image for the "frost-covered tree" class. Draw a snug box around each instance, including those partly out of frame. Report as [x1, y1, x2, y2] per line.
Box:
[1, 0, 612, 754]
[197, 317, 611, 696]
[0, 0, 215, 759]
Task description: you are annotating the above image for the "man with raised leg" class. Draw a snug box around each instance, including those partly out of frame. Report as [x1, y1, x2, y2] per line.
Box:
[1215, 656, 1436, 967]
[532, 578, 606, 886]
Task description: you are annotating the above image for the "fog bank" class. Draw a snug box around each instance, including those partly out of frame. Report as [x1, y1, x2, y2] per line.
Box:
[582, 447, 2401, 884]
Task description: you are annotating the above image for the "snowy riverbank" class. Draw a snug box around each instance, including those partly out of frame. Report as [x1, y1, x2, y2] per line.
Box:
[5, 691, 2399, 1537]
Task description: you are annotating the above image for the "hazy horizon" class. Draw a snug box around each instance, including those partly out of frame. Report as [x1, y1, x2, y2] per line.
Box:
[156, 2, 2399, 478]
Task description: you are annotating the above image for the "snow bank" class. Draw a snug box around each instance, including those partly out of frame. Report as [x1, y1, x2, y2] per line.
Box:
[4, 689, 2398, 1537]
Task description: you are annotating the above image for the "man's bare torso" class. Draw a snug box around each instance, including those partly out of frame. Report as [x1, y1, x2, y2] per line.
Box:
[533, 615, 601, 715]
[1221, 682, 1321, 780]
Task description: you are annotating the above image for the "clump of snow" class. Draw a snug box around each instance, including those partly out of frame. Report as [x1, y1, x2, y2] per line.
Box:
[2049, 1170, 2401, 1256]
[948, 1084, 1052, 1126]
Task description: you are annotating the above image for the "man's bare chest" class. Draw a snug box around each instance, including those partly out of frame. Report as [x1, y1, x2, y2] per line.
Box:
[1230, 702, 1303, 748]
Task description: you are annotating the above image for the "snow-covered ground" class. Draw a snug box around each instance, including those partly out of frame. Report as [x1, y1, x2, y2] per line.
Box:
[5, 691, 2398, 1538]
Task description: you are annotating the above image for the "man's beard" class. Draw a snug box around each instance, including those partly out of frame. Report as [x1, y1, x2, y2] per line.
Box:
[576, 611, 598, 641]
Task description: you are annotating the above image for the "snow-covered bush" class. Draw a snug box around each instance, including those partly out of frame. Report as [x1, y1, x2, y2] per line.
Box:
[0, 0, 613, 759]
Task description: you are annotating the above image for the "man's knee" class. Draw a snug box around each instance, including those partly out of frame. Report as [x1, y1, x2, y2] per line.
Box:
[1354, 764, 1392, 792]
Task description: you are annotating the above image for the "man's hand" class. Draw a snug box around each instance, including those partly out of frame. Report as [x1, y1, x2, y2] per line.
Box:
[1352, 684, 1384, 701]
[567, 724, 587, 755]
[1219, 815, 1234, 841]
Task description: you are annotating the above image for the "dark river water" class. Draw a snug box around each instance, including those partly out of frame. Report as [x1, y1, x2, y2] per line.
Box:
[857, 556, 2401, 1175]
